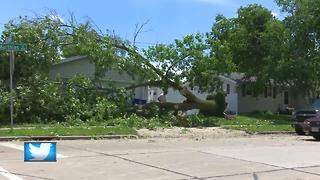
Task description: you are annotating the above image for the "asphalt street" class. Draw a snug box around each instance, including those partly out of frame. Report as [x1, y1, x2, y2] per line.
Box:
[0, 134, 320, 180]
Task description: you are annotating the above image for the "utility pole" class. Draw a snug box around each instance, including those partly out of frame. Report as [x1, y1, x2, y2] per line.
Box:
[10, 49, 14, 131]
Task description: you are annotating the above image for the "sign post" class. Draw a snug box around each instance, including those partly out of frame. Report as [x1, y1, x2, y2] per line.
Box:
[10, 50, 14, 131]
[0, 38, 27, 131]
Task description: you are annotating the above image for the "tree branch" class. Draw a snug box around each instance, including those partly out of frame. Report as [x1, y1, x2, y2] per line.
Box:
[164, 54, 190, 77]
[133, 19, 151, 46]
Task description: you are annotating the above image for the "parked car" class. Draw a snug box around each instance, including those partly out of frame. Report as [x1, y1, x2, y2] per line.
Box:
[303, 115, 320, 140]
[292, 100, 320, 135]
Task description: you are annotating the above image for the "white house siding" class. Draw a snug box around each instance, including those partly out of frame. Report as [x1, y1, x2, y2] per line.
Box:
[236, 86, 314, 113]
[221, 78, 238, 114]
[49, 58, 95, 79]
[102, 71, 134, 84]
[134, 87, 149, 102]
[147, 87, 163, 102]
[237, 89, 285, 113]
[292, 94, 312, 109]
[226, 94, 238, 114]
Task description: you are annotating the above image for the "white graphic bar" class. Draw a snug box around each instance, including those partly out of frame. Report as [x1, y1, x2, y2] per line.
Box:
[0, 167, 23, 180]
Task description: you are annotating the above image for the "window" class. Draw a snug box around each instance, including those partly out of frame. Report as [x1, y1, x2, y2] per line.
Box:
[264, 86, 272, 98]
[273, 87, 277, 99]
[226, 84, 230, 94]
[242, 84, 253, 96]
[267, 87, 272, 97]
[284, 91, 289, 105]
[264, 87, 268, 98]
[246, 85, 252, 95]
[242, 84, 246, 96]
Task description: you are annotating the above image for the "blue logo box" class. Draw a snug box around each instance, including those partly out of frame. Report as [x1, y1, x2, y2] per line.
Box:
[24, 142, 57, 162]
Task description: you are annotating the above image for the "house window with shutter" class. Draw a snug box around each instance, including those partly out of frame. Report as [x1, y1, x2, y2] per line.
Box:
[226, 84, 230, 94]
[284, 91, 289, 105]
[264, 86, 272, 98]
[264, 86, 268, 98]
[267, 86, 272, 97]
[273, 87, 277, 99]
[246, 85, 252, 95]
[242, 84, 246, 96]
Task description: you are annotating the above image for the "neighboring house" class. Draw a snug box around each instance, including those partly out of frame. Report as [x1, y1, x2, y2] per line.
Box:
[161, 73, 309, 114]
[222, 73, 311, 113]
[49, 56, 149, 104]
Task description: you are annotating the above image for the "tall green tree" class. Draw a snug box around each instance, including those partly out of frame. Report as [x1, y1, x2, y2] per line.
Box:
[276, 0, 320, 98]
[207, 4, 288, 94]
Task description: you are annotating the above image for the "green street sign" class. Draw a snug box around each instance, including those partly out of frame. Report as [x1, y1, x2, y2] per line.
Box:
[0, 43, 27, 51]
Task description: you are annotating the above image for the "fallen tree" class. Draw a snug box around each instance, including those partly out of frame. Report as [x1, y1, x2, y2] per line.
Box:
[1, 14, 230, 117]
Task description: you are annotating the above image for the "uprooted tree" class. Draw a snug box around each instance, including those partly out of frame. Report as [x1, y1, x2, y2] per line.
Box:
[0, 15, 233, 116]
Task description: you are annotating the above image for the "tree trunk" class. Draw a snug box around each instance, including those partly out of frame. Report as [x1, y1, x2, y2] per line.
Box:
[112, 43, 225, 116]
[147, 86, 224, 116]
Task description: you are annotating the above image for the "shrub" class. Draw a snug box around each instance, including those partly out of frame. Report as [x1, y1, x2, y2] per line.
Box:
[0, 74, 127, 125]
[92, 97, 119, 121]
[0, 87, 10, 123]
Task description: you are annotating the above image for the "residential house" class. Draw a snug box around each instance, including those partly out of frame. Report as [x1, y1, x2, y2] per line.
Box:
[49, 56, 149, 104]
[160, 72, 310, 114]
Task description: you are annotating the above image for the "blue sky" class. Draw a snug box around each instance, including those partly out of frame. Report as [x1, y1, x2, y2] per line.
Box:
[0, 0, 283, 48]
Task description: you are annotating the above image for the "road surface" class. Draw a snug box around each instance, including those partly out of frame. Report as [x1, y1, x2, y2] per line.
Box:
[0, 134, 320, 180]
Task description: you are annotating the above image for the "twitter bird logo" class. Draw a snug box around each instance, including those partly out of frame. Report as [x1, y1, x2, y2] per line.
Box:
[24, 142, 57, 162]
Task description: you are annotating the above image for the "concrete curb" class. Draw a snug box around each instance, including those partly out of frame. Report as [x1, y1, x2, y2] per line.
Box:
[0, 135, 139, 141]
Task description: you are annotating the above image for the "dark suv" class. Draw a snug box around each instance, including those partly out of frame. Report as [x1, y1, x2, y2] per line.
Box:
[303, 115, 320, 140]
[292, 100, 320, 135]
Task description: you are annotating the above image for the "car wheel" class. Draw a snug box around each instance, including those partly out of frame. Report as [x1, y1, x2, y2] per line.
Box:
[313, 135, 320, 141]
[294, 125, 305, 135]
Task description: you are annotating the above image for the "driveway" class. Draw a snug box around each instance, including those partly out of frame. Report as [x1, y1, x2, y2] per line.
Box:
[0, 134, 320, 180]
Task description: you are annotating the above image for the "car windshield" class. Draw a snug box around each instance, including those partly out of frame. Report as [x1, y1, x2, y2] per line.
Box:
[312, 100, 320, 108]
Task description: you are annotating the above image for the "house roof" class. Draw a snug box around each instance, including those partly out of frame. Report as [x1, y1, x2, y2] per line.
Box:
[53, 56, 87, 65]
[218, 75, 237, 84]
[220, 73, 257, 84]
[54, 57, 257, 85]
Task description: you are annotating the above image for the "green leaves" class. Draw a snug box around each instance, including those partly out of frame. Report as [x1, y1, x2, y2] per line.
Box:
[276, 0, 320, 93]
[208, 4, 288, 93]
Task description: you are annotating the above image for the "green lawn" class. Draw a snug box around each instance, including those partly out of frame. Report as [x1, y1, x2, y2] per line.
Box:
[0, 126, 137, 136]
[203, 113, 294, 133]
[0, 113, 294, 136]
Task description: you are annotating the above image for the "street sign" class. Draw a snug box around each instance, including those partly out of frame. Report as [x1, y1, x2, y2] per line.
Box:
[0, 43, 27, 51]
[0, 40, 27, 131]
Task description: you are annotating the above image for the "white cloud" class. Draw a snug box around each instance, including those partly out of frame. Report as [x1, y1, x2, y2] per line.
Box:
[192, 0, 234, 7]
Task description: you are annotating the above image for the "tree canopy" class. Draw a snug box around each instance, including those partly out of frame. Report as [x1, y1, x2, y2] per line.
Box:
[207, 4, 289, 94]
[276, 0, 320, 97]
